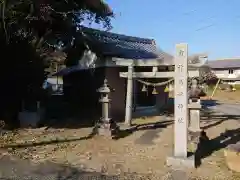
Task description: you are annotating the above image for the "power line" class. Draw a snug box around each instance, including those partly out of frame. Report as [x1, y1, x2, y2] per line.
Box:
[192, 14, 240, 32]
[182, 9, 197, 16]
[195, 24, 215, 32]
[156, 0, 240, 31]
[161, 9, 197, 24]
[181, 14, 240, 44]
[197, 15, 216, 23]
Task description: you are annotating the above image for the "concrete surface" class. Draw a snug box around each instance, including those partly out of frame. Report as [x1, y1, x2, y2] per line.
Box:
[209, 103, 240, 116]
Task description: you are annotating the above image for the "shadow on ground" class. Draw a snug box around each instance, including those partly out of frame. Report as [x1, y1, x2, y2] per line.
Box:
[1, 115, 172, 149]
[195, 128, 240, 167]
[0, 155, 153, 179]
[40, 103, 100, 130]
[4, 96, 239, 149]
[0, 133, 94, 149]
[29, 97, 224, 130]
[200, 107, 240, 130]
[201, 115, 240, 130]
[114, 120, 173, 140]
[40, 100, 164, 130]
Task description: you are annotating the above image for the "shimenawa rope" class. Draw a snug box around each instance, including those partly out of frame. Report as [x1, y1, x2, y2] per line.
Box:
[136, 78, 174, 87]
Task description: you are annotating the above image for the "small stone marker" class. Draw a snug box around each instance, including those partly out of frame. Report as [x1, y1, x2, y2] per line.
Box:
[188, 99, 201, 133]
[166, 43, 195, 168]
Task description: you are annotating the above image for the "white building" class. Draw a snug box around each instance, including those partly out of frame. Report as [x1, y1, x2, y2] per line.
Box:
[207, 58, 240, 84]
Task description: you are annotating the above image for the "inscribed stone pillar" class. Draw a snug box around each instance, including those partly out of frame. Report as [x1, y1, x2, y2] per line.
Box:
[167, 43, 195, 168]
[173, 44, 188, 158]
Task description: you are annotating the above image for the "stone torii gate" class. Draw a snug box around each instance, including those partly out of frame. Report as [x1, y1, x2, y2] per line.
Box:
[115, 43, 207, 168]
[115, 45, 206, 125]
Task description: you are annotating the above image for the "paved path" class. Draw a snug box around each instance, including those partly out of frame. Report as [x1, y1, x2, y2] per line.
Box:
[134, 129, 162, 145]
[208, 103, 240, 116]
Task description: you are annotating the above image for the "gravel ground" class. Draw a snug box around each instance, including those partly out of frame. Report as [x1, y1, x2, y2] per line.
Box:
[0, 103, 240, 180]
[0, 155, 157, 180]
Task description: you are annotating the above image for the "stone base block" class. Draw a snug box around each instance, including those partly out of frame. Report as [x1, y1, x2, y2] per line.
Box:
[166, 155, 195, 168]
[98, 127, 113, 137]
[97, 121, 119, 139]
[188, 129, 202, 142]
[188, 127, 201, 133]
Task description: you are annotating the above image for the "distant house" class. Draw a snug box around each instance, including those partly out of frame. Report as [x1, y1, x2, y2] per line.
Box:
[207, 58, 240, 84]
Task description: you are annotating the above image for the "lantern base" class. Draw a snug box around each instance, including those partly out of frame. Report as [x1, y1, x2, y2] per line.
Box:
[97, 118, 119, 138]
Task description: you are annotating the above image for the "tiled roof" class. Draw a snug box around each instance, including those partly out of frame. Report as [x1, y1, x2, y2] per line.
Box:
[51, 27, 166, 76]
[207, 58, 240, 69]
[80, 26, 161, 59]
[51, 27, 207, 76]
[156, 49, 174, 64]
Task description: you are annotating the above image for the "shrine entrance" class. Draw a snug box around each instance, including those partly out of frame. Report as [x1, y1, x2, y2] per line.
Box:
[133, 67, 158, 107]
[114, 43, 207, 168]
[135, 80, 156, 107]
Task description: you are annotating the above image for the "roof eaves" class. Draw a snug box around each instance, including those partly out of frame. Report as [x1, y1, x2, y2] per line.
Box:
[81, 26, 155, 44]
[79, 26, 159, 59]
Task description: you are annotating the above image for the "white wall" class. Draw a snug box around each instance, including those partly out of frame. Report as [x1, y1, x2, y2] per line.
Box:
[188, 70, 200, 77]
[212, 68, 240, 79]
[213, 68, 240, 84]
[228, 81, 240, 85]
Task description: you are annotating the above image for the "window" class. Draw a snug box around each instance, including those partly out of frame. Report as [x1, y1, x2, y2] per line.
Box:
[229, 69, 234, 74]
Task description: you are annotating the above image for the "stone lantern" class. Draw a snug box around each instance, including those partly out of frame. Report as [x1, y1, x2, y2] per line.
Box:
[188, 78, 202, 135]
[97, 79, 118, 138]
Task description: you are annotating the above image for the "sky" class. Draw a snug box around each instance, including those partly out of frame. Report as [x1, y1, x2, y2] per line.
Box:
[89, 0, 240, 60]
